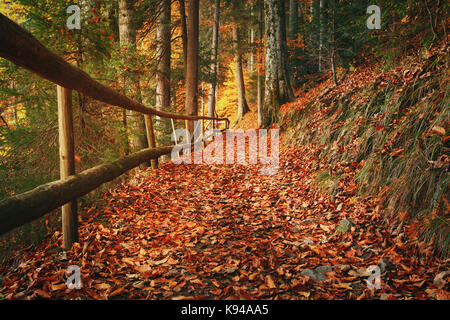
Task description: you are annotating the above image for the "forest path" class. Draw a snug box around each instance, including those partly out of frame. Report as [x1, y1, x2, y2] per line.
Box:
[0, 140, 447, 300]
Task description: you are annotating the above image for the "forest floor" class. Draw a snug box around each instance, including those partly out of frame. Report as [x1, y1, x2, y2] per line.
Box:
[0, 130, 449, 300]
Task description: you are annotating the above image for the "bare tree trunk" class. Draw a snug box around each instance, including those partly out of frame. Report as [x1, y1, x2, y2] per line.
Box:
[249, 28, 255, 72]
[118, 0, 148, 157]
[330, 0, 338, 87]
[278, 0, 294, 102]
[318, 0, 324, 73]
[208, 0, 220, 119]
[311, 0, 319, 71]
[262, 0, 293, 128]
[249, 3, 255, 72]
[257, 1, 264, 127]
[233, 25, 250, 126]
[179, 0, 188, 73]
[155, 0, 171, 163]
[156, 0, 171, 115]
[289, 0, 298, 41]
[263, 0, 281, 128]
[185, 0, 200, 135]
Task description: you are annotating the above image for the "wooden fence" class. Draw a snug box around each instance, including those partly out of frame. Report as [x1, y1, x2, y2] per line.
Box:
[0, 13, 229, 249]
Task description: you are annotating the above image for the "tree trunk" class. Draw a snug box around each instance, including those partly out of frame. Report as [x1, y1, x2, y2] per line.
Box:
[118, 0, 148, 156]
[262, 0, 281, 128]
[330, 0, 338, 87]
[319, 0, 324, 73]
[156, 0, 171, 158]
[249, 3, 255, 72]
[256, 1, 264, 127]
[289, 0, 298, 41]
[311, 0, 320, 72]
[257, 1, 264, 127]
[262, 0, 293, 128]
[179, 0, 188, 73]
[249, 28, 255, 72]
[208, 0, 220, 119]
[278, 0, 294, 102]
[232, 25, 250, 126]
[185, 0, 200, 136]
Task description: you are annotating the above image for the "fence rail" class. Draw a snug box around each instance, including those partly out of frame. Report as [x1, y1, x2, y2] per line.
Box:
[0, 13, 229, 249]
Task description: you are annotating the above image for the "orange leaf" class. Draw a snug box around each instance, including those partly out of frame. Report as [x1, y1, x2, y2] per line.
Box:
[266, 275, 276, 289]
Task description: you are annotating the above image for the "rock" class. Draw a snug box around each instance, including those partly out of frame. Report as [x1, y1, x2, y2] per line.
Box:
[301, 269, 326, 282]
[300, 265, 333, 282]
[433, 270, 450, 289]
[378, 258, 395, 274]
[336, 218, 355, 234]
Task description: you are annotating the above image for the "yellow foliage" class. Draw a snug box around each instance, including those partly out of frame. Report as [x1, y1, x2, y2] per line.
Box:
[216, 61, 253, 125]
[0, 0, 26, 23]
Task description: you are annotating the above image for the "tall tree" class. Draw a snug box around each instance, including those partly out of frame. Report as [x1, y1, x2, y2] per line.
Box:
[257, 0, 264, 127]
[207, 0, 220, 119]
[178, 0, 188, 73]
[118, 0, 148, 154]
[232, 25, 250, 125]
[289, 0, 299, 41]
[262, 0, 293, 127]
[249, 3, 255, 72]
[185, 0, 200, 135]
[155, 0, 171, 131]
[318, 0, 325, 73]
[330, 0, 338, 86]
[310, 0, 320, 71]
[278, 0, 294, 102]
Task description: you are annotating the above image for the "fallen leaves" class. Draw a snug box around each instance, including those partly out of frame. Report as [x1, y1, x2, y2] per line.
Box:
[0, 143, 448, 300]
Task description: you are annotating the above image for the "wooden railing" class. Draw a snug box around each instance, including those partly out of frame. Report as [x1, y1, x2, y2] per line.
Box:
[0, 13, 229, 249]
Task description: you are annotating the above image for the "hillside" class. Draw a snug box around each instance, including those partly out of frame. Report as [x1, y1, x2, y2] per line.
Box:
[280, 39, 449, 257]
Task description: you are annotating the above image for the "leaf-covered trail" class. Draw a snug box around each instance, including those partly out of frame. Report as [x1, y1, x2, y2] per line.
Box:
[0, 142, 448, 300]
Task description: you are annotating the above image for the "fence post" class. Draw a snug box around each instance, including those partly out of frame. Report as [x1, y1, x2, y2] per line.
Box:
[144, 114, 158, 169]
[57, 85, 78, 250]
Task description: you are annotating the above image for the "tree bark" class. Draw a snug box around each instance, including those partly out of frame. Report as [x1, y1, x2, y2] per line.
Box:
[289, 0, 298, 41]
[232, 25, 250, 126]
[208, 0, 220, 119]
[156, 0, 171, 115]
[257, 1, 264, 127]
[311, 0, 320, 72]
[318, 0, 324, 73]
[155, 0, 171, 163]
[185, 0, 200, 136]
[330, 0, 338, 87]
[179, 0, 188, 73]
[118, 0, 148, 156]
[263, 0, 280, 128]
[262, 0, 293, 128]
[278, 0, 294, 102]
